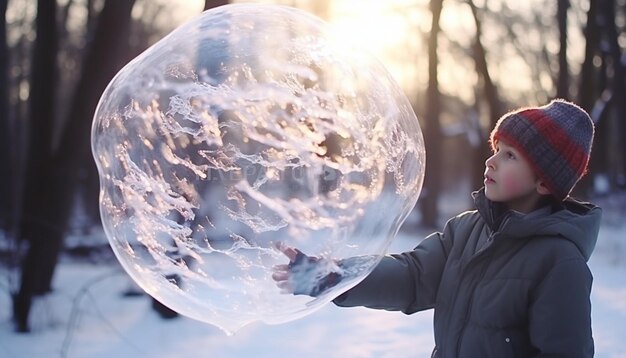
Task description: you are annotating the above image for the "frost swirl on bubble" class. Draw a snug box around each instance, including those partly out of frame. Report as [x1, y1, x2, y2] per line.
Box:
[92, 4, 425, 334]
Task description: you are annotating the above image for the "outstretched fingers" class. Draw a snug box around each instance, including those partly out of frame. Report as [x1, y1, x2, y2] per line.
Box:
[274, 241, 298, 262]
[271, 265, 290, 281]
[272, 264, 294, 294]
[272, 245, 295, 293]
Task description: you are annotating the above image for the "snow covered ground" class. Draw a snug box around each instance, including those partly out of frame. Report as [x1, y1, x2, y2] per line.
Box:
[1, 211, 625, 357]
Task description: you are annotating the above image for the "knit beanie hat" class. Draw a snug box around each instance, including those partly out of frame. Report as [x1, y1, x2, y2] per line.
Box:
[489, 99, 594, 201]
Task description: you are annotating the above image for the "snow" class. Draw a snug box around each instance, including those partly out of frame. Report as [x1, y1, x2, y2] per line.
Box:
[1, 216, 625, 357]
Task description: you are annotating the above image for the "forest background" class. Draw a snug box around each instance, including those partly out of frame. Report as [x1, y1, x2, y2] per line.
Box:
[0, 0, 624, 346]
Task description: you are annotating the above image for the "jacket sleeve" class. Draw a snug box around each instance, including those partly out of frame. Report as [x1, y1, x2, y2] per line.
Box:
[333, 218, 455, 314]
[529, 258, 594, 357]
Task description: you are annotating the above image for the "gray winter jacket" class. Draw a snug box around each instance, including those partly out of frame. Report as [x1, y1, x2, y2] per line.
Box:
[334, 189, 602, 357]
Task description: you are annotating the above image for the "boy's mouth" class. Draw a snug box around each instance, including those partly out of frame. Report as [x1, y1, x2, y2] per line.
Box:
[484, 174, 496, 184]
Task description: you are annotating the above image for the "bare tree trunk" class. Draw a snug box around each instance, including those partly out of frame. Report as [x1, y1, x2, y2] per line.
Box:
[557, 0, 570, 99]
[420, 0, 444, 228]
[468, 0, 502, 195]
[86, 0, 97, 34]
[14, 0, 137, 333]
[575, 0, 624, 196]
[574, 0, 601, 196]
[58, 0, 100, 229]
[578, 0, 600, 111]
[54, 0, 136, 231]
[0, 0, 10, 231]
[13, 0, 58, 333]
[59, 0, 74, 35]
[602, 0, 626, 186]
[12, 7, 30, 219]
[204, 0, 229, 11]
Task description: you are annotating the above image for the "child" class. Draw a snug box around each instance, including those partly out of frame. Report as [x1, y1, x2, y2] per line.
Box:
[273, 99, 601, 357]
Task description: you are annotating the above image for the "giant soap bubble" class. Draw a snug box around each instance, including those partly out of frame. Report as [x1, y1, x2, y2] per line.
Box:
[92, 3, 425, 334]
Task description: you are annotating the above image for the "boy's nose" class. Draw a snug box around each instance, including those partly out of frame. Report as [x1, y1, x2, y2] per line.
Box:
[485, 154, 495, 169]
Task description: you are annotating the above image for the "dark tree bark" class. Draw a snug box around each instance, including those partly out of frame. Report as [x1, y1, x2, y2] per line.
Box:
[13, 0, 59, 333]
[468, 0, 502, 195]
[602, 0, 626, 183]
[204, 0, 229, 11]
[556, 0, 570, 99]
[578, 0, 600, 112]
[574, 0, 601, 196]
[86, 0, 98, 34]
[13, 0, 136, 333]
[54, 0, 136, 235]
[59, 0, 74, 36]
[419, 0, 444, 228]
[0, 0, 10, 232]
[574, 0, 626, 196]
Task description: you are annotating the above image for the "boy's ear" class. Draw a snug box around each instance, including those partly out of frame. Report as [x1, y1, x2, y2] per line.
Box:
[535, 181, 551, 195]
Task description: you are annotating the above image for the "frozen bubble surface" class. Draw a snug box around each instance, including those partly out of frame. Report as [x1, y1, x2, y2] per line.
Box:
[91, 3, 425, 334]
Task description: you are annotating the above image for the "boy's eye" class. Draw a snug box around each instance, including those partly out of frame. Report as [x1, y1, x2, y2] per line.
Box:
[506, 151, 516, 159]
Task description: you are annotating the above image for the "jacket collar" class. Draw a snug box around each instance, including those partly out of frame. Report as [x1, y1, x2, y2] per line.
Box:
[472, 188, 510, 232]
[471, 187, 602, 261]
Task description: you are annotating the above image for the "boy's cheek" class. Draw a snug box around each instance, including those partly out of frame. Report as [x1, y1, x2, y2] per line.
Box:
[501, 174, 521, 195]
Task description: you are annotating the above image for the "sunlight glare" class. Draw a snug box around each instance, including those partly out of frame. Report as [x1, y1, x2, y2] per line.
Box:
[328, 0, 428, 95]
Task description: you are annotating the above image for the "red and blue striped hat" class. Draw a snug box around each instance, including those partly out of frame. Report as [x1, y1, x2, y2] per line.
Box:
[489, 99, 594, 201]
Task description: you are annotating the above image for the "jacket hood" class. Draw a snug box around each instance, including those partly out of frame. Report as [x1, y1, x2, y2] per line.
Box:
[473, 188, 602, 261]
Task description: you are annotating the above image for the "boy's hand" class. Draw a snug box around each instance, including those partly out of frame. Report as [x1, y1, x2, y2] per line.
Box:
[272, 242, 342, 297]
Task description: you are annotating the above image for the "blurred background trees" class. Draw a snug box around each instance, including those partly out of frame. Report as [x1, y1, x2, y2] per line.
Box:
[0, 0, 624, 332]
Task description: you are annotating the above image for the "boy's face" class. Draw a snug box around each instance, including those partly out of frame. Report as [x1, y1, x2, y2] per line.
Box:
[484, 140, 549, 212]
